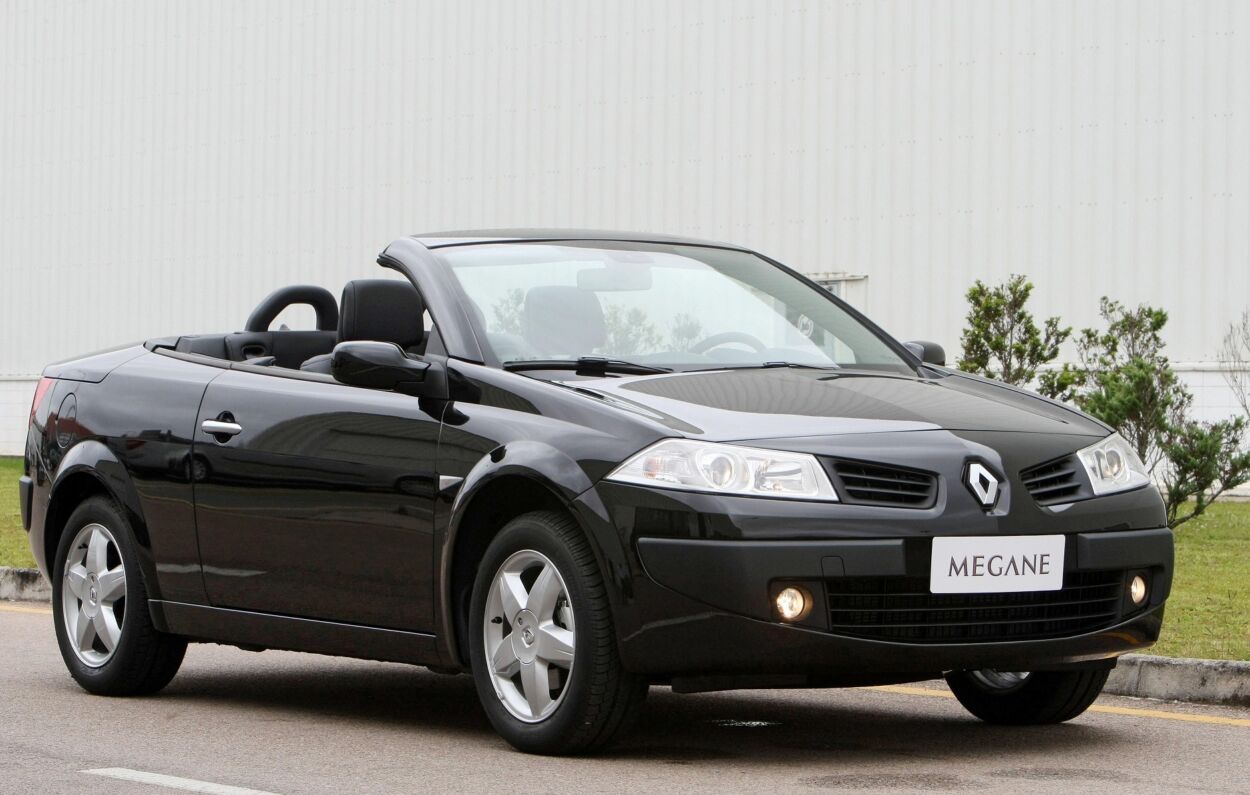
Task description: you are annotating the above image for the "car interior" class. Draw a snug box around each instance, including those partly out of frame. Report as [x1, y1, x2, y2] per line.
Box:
[163, 278, 632, 373]
[160, 270, 871, 375]
[168, 280, 432, 372]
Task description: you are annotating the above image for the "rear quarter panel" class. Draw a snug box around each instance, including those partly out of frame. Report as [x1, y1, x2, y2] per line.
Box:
[30, 350, 221, 603]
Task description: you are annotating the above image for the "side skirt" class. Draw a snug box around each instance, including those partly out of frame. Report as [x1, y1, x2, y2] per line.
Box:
[150, 600, 441, 666]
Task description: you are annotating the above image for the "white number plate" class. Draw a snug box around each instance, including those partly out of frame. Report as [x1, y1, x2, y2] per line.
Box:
[930, 535, 1065, 594]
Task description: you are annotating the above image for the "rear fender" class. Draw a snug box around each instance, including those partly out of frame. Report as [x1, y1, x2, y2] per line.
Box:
[43, 440, 161, 599]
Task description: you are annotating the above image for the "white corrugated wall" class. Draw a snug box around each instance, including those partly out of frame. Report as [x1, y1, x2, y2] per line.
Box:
[2, 0, 1248, 453]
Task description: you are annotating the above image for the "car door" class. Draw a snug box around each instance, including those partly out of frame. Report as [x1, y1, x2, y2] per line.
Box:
[192, 365, 442, 631]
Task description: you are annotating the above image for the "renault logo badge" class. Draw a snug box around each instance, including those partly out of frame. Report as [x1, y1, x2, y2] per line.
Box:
[965, 462, 1000, 509]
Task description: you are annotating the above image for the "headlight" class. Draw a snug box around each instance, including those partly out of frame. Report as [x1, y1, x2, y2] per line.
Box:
[605, 439, 839, 501]
[1076, 433, 1151, 496]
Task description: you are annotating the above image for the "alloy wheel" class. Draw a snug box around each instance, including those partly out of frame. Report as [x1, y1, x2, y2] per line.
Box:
[61, 523, 127, 667]
[970, 669, 1030, 692]
[482, 549, 576, 723]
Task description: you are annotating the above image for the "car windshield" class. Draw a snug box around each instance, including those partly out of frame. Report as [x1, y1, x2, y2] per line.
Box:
[437, 241, 914, 374]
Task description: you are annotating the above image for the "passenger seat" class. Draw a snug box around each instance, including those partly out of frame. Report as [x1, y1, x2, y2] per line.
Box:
[300, 279, 427, 374]
[522, 286, 607, 357]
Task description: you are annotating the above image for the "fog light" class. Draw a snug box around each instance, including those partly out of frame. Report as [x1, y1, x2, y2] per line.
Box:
[775, 586, 810, 622]
[1129, 574, 1148, 605]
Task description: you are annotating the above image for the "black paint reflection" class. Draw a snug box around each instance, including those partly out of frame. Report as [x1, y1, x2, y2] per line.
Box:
[194, 370, 441, 632]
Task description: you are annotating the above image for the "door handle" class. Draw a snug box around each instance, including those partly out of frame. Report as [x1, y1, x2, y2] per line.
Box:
[201, 419, 243, 437]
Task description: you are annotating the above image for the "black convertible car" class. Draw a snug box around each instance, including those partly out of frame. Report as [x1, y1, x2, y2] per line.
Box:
[21, 230, 1172, 754]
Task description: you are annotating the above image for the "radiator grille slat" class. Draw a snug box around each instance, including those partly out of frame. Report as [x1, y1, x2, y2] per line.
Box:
[827, 460, 938, 508]
[825, 571, 1125, 643]
[1021, 457, 1085, 505]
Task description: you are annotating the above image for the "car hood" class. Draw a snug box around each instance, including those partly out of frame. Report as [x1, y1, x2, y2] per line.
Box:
[565, 367, 1108, 441]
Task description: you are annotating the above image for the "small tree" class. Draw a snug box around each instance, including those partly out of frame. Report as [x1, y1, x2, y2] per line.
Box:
[1058, 298, 1250, 527]
[958, 275, 1071, 386]
[1220, 310, 1250, 417]
[491, 289, 526, 335]
[1061, 300, 1185, 472]
[669, 313, 703, 353]
[1161, 417, 1250, 528]
[601, 304, 662, 356]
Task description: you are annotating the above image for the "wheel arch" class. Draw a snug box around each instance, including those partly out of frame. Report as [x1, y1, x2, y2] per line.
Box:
[44, 441, 159, 598]
[440, 442, 623, 669]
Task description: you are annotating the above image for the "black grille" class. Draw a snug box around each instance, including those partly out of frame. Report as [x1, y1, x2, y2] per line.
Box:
[1021, 456, 1086, 505]
[827, 460, 938, 508]
[824, 570, 1125, 644]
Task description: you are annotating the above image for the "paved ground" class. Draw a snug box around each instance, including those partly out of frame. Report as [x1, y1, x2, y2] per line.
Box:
[2, 603, 1248, 795]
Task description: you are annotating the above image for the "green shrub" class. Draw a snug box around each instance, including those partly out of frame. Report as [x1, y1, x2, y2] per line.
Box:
[958, 275, 1070, 386]
[1040, 298, 1250, 528]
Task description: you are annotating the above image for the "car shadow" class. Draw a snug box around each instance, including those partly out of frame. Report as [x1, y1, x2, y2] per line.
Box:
[153, 654, 1123, 766]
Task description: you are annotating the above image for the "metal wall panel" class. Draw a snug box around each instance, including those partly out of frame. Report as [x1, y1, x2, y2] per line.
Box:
[2, 1, 1248, 450]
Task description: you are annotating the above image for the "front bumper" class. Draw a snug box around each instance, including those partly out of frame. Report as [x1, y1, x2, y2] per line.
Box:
[619, 527, 1172, 681]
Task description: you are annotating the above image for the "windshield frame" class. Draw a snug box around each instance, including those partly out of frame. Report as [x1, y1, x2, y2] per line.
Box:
[421, 237, 922, 375]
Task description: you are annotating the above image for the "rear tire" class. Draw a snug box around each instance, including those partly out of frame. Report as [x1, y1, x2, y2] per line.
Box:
[51, 496, 187, 696]
[468, 510, 647, 754]
[945, 668, 1109, 724]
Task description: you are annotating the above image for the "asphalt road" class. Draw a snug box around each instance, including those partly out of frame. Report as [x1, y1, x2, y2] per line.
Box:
[2, 603, 1248, 795]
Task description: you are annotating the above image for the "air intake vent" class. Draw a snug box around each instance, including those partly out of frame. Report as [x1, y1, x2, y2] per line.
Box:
[825, 570, 1126, 644]
[1021, 456, 1087, 505]
[827, 460, 938, 508]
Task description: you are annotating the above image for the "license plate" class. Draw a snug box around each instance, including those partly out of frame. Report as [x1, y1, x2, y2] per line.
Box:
[930, 535, 1064, 593]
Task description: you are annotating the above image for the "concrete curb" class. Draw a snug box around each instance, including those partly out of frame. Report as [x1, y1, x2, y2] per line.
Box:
[1106, 653, 1250, 707]
[2, 566, 1247, 707]
[0, 567, 50, 602]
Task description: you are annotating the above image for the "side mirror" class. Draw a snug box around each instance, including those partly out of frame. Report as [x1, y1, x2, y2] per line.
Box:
[904, 340, 946, 367]
[331, 341, 441, 396]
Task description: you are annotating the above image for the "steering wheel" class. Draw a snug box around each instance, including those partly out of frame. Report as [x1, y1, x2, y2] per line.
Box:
[689, 331, 767, 354]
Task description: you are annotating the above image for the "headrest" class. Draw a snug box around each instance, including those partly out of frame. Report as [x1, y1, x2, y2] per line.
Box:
[523, 286, 607, 355]
[339, 279, 426, 349]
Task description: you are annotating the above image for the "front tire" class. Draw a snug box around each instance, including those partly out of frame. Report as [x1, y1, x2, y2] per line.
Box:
[945, 668, 1110, 724]
[468, 511, 646, 754]
[51, 496, 187, 696]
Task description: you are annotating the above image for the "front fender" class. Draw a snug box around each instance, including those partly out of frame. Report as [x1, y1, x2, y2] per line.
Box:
[450, 440, 595, 516]
[438, 440, 628, 668]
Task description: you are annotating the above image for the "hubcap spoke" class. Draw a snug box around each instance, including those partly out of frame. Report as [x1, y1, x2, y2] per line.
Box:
[526, 564, 562, 619]
[66, 564, 91, 601]
[73, 604, 97, 651]
[491, 636, 520, 675]
[520, 660, 553, 716]
[86, 528, 109, 575]
[499, 572, 528, 623]
[94, 608, 121, 652]
[97, 567, 126, 604]
[535, 624, 574, 667]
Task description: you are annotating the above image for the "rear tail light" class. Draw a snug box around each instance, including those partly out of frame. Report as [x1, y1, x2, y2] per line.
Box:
[29, 377, 54, 425]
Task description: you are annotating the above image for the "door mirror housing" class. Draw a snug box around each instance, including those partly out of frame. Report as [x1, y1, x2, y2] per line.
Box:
[331, 341, 443, 397]
[904, 340, 946, 367]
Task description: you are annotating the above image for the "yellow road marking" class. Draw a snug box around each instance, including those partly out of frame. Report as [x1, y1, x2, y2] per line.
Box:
[871, 684, 1250, 728]
[0, 603, 51, 616]
[1087, 703, 1250, 727]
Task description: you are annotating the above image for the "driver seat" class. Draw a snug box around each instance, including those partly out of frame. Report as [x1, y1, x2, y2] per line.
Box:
[300, 279, 427, 374]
